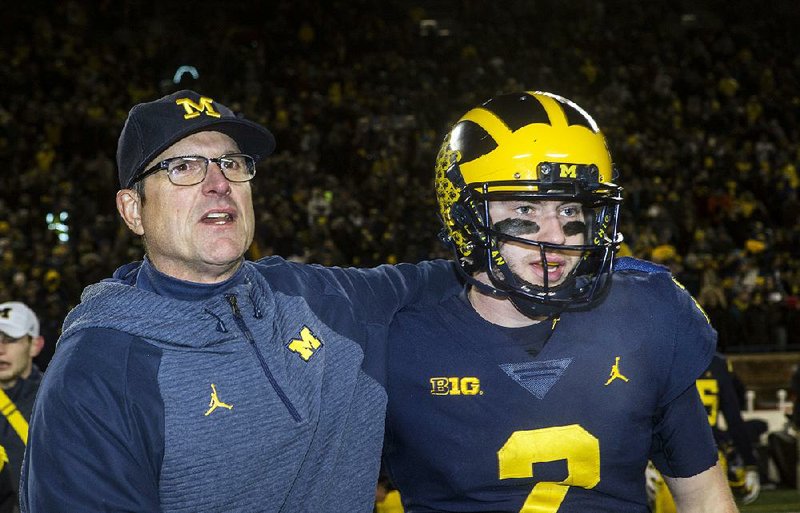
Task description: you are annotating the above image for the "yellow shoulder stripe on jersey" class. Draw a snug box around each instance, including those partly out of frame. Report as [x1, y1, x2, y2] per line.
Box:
[671, 277, 710, 324]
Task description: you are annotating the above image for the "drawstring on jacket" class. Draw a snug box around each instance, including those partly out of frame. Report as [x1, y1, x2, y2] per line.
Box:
[204, 308, 228, 333]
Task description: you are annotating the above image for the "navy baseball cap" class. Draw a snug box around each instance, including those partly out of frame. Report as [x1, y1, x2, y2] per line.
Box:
[116, 90, 276, 188]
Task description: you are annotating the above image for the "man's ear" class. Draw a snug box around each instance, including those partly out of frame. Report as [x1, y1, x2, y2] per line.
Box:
[116, 189, 145, 235]
[30, 335, 44, 358]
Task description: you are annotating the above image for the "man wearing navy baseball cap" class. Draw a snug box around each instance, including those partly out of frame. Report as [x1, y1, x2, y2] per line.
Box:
[21, 91, 459, 512]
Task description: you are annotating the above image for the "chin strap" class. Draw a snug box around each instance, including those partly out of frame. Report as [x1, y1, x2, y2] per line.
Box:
[449, 238, 601, 320]
[491, 251, 583, 320]
[507, 293, 567, 319]
[451, 244, 575, 319]
[453, 258, 508, 298]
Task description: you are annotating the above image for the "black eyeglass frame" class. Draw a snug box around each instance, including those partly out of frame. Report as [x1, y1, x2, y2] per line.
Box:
[129, 153, 257, 187]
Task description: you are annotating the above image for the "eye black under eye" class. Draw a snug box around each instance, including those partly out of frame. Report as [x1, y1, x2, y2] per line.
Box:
[563, 220, 586, 236]
[494, 218, 540, 236]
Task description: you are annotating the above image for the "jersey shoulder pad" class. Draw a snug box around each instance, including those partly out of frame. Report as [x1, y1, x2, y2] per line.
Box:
[613, 256, 670, 275]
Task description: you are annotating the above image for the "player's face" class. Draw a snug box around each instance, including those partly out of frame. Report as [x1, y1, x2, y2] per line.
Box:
[134, 131, 255, 283]
[489, 199, 586, 288]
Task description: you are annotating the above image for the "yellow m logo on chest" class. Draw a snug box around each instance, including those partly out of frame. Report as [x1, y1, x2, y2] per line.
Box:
[288, 326, 323, 361]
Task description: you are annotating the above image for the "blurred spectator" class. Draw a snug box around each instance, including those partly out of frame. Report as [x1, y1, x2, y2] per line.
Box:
[0, 301, 44, 504]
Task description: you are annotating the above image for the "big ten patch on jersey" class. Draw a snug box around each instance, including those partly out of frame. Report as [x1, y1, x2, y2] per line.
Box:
[429, 376, 482, 396]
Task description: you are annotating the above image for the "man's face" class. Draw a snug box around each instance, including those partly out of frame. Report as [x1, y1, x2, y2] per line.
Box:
[121, 131, 255, 283]
[0, 333, 41, 389]
[488, 199, 587, 288]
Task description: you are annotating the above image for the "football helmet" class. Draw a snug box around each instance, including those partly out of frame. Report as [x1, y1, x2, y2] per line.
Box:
[435, 91, 624, 317]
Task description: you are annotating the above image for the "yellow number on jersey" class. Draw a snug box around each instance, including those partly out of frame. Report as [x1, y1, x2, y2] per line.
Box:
[696, 378, 720, 426]
[498, 425, 600, 512]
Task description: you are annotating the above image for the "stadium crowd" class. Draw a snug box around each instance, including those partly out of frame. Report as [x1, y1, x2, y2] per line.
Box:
[1, 0, 799, 368]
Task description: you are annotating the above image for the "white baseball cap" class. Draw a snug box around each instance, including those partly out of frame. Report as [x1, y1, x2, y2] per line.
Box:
[0, 302, 40, 338]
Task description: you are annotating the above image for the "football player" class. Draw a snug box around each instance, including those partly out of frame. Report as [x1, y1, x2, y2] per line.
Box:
[382, 91, 738, 512]
[649, 352, 760, 511]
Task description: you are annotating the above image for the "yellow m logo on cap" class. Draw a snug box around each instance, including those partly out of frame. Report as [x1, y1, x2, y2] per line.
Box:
[288, 326, 323, 361]
[175, 96, 221, 120]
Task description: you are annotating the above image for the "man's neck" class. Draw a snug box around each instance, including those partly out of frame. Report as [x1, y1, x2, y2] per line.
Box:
[147, 255, 244, 284]
[467, 275, 545, 328]
[138, 257, 245, 301]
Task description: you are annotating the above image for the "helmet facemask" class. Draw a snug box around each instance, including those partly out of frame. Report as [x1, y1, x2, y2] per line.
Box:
[435, 91, 624, 318]
[444, 163, 622, 317]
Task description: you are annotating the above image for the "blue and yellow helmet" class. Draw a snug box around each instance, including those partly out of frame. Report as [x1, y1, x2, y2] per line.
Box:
[435, 91, 624, 316]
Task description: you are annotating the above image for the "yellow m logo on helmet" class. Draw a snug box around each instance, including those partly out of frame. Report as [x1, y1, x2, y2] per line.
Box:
[559, 163, 577, 178]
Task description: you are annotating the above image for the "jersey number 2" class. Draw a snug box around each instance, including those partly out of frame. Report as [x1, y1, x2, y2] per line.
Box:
[498, 424, 600, 513]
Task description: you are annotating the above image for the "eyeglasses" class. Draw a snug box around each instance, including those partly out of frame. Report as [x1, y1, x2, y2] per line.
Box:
[0, 333, 29, 345]
[132, 153, 257, 186]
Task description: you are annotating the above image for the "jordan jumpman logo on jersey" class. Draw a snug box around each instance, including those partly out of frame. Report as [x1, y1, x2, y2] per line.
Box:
[604, 356, 629, 385]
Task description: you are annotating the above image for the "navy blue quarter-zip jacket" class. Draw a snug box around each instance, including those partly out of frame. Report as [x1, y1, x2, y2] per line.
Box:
[20, 256, 459, 513]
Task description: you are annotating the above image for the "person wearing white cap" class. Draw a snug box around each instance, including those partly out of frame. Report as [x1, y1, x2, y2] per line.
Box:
[0, 301, 44, 505]
[0, 302, 44, 390]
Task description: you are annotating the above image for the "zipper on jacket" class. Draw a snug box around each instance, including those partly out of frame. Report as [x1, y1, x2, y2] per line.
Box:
[225, 293, 302, 422]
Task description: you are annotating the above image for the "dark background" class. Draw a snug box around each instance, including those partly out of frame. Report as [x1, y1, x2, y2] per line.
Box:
[1, 0, 799, 368]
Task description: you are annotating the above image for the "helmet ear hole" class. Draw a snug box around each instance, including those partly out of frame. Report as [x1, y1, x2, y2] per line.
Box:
[450, 200, 487, 249]
[450, 203, 471, 226]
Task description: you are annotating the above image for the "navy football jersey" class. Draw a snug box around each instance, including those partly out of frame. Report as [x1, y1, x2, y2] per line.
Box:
[696, 353, 758, 466]
[383, 259, 718, 512]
